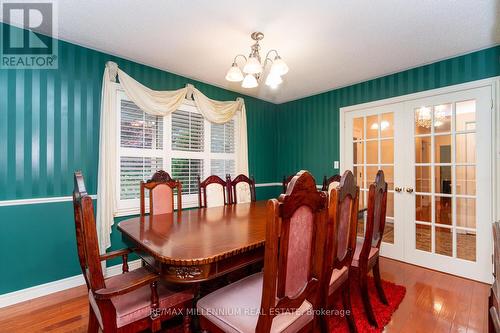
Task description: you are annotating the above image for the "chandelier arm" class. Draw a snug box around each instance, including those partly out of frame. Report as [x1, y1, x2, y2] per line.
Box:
[265, 49, 279, 59]
[262, 57, 273, 71]
[233, 54, 247, 66]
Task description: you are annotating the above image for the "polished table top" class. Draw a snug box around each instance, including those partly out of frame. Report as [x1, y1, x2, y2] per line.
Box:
[117, 201, 268, 266]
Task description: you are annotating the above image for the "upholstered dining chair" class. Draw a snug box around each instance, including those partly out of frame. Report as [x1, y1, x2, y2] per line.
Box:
[351, 170, 388, 327]
[198, 175, 231, 208]
[140, 170, 182, 216]
[197, 170, 328, 332]
[321, 174, 341, 193]
[282, 174, 294, 193]
[230, 174, 256, 204]
[72, 171, 131, 289]
[73, 172, 194, 333]
[322, 170, 359, 333]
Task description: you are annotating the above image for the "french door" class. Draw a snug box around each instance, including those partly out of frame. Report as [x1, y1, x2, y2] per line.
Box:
[343, 84, 493, 282]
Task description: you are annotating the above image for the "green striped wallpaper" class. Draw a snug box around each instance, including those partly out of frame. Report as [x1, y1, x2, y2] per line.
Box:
[276, 46, 500, 181]
[0, 23, 279, 294]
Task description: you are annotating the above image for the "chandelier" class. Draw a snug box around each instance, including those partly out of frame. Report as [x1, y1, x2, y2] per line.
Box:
[225, 32, 289, 89]
[415, 106, 446, 128]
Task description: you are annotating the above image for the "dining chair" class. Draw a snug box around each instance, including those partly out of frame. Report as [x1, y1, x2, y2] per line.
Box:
[72, 171, 131, 289]
[73, 172, 194, 333]
[351, 170, 388, 327]
[282, 174, 294, 193]
[198, 175, 231, 208]
[230, 174, 256, 204]
[140, 170, 182, 216]
[197, 170, 328, 332]
[489, 222, 500, 332]
[321, 174, 341, 193]
[322, 170, 359, 333]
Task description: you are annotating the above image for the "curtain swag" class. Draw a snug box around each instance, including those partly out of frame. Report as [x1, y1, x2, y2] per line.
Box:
[96, 61, 249, 253]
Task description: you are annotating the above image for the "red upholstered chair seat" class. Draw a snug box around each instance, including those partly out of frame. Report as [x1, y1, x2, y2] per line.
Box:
[351, 239, 379, 267]
[89, 267, 193, 329]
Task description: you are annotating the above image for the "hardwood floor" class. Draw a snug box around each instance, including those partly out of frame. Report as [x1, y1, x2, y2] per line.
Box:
[0, 257, 489, 332]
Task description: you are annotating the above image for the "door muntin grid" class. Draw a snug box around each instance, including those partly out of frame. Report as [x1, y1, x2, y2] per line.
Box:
[353, 112, 395, 244]
[413, 100, 477, 262]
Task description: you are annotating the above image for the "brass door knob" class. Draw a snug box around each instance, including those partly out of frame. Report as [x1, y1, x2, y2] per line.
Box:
[395, 187, 402, 192]
[405, 187, 414, 193]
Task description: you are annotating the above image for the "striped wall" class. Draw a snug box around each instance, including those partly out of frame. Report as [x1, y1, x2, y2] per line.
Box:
[276, 46, 500, 181]
[0, 23, 280, 295]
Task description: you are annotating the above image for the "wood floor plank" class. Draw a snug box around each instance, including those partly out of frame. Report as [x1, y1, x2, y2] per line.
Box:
[0, 258, 489, 332]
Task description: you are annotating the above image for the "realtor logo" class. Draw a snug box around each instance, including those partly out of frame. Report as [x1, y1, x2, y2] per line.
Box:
[1, 0, 58, 69]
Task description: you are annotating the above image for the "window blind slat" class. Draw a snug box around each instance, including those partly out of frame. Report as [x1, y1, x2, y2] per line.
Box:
[172, 110, 204, 152]
[171, 158, 204, 194]
[120, 156, 163, 200]
[211, 159, 235, 179]
[120, 100, 163, 149]
[211, 120, 235, 153]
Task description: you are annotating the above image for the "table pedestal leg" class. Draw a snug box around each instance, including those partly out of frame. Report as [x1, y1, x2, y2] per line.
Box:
[191, 283, 202, 333]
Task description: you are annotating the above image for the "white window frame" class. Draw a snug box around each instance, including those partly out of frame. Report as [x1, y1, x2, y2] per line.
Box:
[115, 87, 239, 216]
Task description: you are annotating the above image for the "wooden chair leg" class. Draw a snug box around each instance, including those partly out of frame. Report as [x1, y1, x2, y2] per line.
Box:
[342, 284, 357, 333]
[359, 275, 378, 327]
[372, 259, 389, 305]
[88, 306, 99, 333]
[183, 313, 191, 333]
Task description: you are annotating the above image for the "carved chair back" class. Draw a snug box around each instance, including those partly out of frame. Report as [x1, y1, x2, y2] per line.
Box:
[230, 174, 256, 204]
[282, 174, 294, 193]
[360, 170, 388, 265]
[494, 222, 500, 280]
[324, 171, 359, 284]
[321, 174, 341, 193]
[72, 171, 91, 289]
[198, 175, 230, 208]
[73, 173, 106, 292]
[140, 170, 182, 216]
[256, 170, 328, 332]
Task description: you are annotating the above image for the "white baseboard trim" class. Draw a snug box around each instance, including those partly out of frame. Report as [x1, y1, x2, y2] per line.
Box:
[0, 259, 142, 309]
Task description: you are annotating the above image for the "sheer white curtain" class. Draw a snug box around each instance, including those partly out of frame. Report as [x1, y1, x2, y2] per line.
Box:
[96, 61, 249, 253]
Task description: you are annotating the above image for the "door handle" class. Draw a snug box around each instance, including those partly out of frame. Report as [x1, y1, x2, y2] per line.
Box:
[405, 187, 414, 193]
[395, 187, 402, 192]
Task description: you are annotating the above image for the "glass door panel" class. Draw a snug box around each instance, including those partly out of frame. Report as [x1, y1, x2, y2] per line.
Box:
[403, 85, 492, 282]
[351, 111, 395, 243]
[343, 84, 492, 282]
[412, 100, 478, 261]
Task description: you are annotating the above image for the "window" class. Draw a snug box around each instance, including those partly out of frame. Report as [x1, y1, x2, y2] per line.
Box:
[116, 90, 239, 215]
[210, 120, 236, 179]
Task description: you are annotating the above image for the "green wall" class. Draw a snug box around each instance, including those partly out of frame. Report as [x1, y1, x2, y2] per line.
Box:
[1, 19, 498, 295]
[276, 46, 500, 182]
[0, 23, 280, 294]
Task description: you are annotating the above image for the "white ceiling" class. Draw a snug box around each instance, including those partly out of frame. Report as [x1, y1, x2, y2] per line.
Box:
[12, 0, 500, 103]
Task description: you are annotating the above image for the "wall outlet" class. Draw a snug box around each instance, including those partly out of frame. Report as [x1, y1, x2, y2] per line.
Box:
[334, 161, 339, 169]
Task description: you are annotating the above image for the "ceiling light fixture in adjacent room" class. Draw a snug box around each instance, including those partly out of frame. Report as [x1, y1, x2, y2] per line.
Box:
[225, 32, 288, 89]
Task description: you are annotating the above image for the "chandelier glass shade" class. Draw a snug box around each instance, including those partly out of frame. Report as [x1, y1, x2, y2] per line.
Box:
[242, 74, 258, 88]
[243, 56, 263, 74]
[225, 63, 244, 82]
[225, 32, 288, 89]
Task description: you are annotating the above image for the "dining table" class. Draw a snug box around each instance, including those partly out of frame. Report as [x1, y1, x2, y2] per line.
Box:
[117, 200, 269, 285]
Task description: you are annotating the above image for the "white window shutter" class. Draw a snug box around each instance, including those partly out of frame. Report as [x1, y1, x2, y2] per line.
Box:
[171, 110, 204, 151]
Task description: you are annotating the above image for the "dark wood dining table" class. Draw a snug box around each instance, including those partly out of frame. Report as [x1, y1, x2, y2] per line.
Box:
[117, 201, 268, 284]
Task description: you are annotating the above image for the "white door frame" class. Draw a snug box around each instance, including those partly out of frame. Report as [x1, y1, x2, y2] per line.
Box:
[339, 77, 500, 282]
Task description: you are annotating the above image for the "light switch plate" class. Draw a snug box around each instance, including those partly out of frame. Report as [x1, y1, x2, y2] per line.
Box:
[334, 161, 339, 169]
